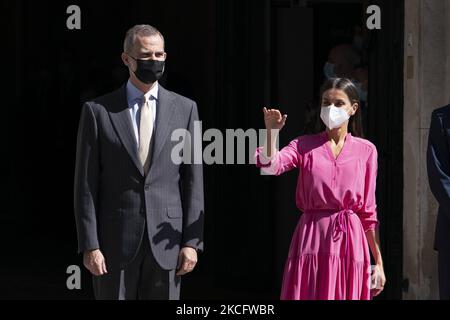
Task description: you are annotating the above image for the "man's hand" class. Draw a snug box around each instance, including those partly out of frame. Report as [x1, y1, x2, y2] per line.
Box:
[83, 249, 107, 276]
[176, 247, 198, 276]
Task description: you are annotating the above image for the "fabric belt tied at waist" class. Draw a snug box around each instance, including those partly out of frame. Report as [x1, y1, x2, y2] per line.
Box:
[303, 209, 356, 285]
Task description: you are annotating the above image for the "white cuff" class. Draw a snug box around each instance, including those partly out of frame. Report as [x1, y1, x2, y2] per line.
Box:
[260, 151, 279, 176]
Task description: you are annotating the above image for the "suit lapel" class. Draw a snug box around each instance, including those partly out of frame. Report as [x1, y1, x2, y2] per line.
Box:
[146, 85, 177, 182]
[107, 85, 145, 177]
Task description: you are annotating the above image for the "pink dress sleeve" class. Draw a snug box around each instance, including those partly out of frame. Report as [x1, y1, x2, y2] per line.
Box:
[254, 138, 301, 176]
[359, 146, 379, 232]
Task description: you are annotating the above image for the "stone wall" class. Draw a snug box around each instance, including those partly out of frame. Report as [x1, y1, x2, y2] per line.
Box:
[403, 0, 450, 300]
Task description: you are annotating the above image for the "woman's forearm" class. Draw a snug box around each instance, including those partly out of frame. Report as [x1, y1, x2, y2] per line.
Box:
[265, 129, 279, 158]
[365, 229, 383, 266]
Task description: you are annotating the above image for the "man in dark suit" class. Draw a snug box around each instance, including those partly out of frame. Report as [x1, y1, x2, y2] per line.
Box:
[427, 104, 450, 300]
[74, 24, 204, 300]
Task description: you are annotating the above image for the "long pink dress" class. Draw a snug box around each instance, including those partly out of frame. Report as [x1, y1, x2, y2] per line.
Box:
[255, 131, 379, 300]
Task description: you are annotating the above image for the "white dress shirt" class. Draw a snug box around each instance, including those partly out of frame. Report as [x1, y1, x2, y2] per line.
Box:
[126, 80, 158, 145]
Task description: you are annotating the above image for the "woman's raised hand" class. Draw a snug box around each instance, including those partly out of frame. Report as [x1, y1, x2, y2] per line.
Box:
[263, 107, 288, 130]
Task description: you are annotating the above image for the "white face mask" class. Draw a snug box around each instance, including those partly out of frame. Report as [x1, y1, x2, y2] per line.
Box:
[320, 104, 351, 130]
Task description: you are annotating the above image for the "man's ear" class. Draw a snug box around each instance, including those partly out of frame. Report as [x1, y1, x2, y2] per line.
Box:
[121, 52, 130, 68]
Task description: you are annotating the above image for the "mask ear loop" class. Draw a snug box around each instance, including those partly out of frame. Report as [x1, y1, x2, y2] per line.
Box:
[127, 55, 138, 75]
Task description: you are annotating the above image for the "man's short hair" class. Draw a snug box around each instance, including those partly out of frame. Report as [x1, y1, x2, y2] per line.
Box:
[123, 24, 165, 53]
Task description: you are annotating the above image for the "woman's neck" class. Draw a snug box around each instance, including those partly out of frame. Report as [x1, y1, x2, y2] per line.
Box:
[326, 126, 348, 144]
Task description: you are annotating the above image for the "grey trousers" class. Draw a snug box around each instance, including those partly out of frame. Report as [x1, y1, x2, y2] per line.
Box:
[439, 250, 450, 300]
[92, 227, 181, 300]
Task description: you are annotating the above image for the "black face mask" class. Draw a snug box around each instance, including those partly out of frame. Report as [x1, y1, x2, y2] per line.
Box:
[129, 56, 165, 84]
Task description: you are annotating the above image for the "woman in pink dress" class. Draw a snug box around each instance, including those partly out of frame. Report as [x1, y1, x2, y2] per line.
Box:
[255, 78, 386, 300]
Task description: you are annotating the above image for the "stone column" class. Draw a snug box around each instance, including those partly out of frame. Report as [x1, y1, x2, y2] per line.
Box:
[404, 0, 450, 300]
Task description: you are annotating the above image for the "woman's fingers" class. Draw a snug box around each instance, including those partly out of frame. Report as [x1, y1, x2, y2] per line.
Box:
[263, 108, 287, 130]
[266, 110, 281, 119]
[371, 268, 386, 297]
[263, 107, 275, 115]
[373, 287, 384, 297]
[263, 108, 283, 116]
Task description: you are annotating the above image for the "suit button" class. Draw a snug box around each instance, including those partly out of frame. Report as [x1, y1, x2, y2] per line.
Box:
[144, 185, 150, 191]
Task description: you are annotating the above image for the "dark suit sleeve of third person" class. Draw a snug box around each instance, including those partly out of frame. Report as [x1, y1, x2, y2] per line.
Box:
[74, 102, 100, 253]
[427, 109, 450, 220]
[179, 102, 205, 252]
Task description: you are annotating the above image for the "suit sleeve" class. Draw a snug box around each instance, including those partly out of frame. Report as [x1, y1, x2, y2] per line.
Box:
[74, 102, 100, 253]
[427, 110, 450, 220]
[179, 102, 205, 252]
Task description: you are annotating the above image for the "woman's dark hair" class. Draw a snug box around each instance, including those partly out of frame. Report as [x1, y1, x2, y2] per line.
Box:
[303, 78, 364, 138]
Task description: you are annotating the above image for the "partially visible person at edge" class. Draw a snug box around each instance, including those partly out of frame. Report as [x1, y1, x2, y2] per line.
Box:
[427, 103, 450, 300]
